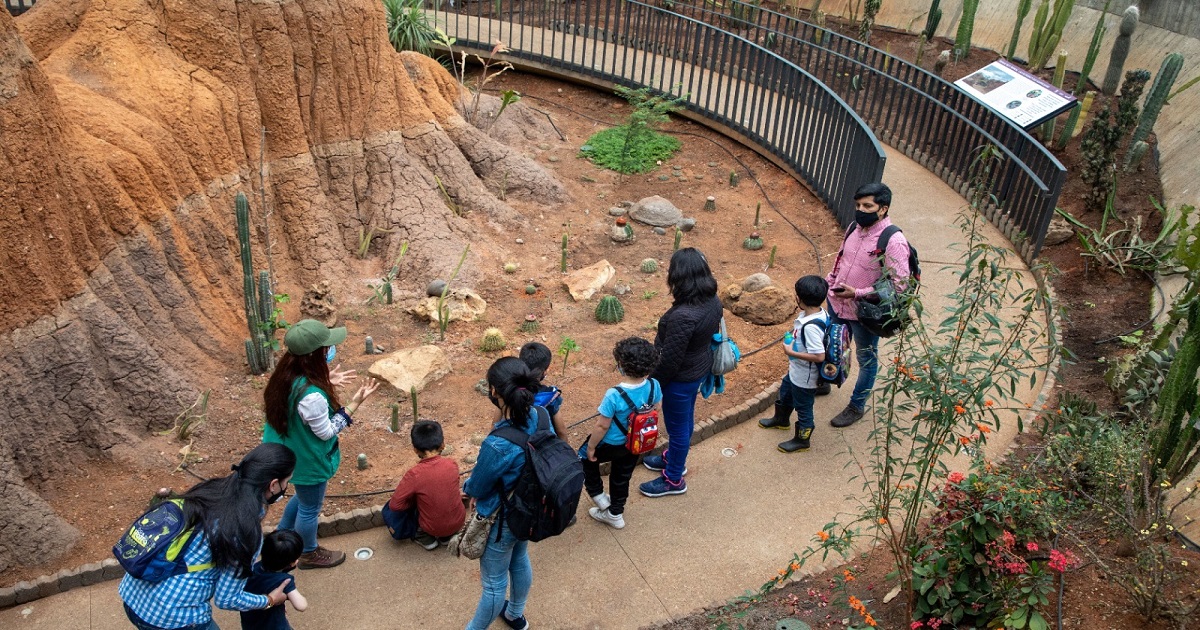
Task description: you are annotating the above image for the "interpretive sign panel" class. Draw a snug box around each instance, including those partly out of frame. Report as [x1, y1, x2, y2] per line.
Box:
[955, 59, 1076, 129]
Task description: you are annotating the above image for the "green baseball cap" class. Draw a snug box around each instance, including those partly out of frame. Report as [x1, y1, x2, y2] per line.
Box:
[284, 319, 347, 356]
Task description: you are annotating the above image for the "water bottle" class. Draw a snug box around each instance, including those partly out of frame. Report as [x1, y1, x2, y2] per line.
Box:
[783, 331, 794, 345]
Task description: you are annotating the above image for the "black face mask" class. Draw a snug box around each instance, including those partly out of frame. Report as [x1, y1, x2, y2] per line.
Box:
[488, 392, 501, 409]
[267, 483, 288, 505]
[855, 210, 881, 228]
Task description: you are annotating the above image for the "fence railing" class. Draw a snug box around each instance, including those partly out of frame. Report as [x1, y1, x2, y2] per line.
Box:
[437, 0, 1065, 260]
[5, 0, 34, 17]
[434, 0, 886, 225]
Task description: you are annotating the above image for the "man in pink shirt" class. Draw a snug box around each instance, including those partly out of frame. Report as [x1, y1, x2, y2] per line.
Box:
[825, 183, 911, 428]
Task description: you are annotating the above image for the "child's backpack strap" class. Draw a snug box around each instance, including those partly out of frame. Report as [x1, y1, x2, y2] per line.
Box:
[612, 383, 655, 435]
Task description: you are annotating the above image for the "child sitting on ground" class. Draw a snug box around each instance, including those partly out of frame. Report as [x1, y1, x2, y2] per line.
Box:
[580, 336, 662, 529]
[241, 530, 308, 630]
[520, 341, 568, 438]
[759, 275, 828, 453]
[383, 420, 467, 549]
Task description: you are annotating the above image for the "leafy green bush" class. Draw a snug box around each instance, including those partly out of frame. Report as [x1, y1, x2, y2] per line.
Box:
[580, 86, 684, 174]
[383, 0, 440, 57]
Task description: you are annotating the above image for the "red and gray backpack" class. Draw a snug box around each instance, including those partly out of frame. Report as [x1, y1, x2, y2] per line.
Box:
[614, 381, 660, 455]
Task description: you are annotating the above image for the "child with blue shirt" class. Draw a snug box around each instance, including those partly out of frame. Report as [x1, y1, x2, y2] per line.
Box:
[241, 530, 308, 630]
[520, 342, 568, 440]
[760, 275, 829, 453]
[581, 337, 662, 529]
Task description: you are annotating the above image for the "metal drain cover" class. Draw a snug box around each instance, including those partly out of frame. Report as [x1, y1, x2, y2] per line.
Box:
[721, 447, 738, 458]
[353, 547, 374, 561]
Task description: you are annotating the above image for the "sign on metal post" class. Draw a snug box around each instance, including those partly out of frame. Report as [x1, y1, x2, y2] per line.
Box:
[955, 59, 1077, 130]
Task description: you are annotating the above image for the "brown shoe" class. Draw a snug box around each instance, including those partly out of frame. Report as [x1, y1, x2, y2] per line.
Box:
[298, 546, 345, 570]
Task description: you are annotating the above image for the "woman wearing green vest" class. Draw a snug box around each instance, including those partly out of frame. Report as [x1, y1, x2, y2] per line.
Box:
[263, 319, 379, 569]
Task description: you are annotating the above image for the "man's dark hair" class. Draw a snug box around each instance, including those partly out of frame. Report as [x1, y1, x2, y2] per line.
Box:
[854, 182, 892, 208]
[260, 529, 304, 572]
[795, 275, 829, 308]
[411, 420, 445, 453]
[613, 337, 659, 379]
[519, 342, 553, 380]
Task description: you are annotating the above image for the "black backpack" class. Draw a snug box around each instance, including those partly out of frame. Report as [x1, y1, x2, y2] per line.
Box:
[837, 225, 921, 338]
[492, 406, 584, 542]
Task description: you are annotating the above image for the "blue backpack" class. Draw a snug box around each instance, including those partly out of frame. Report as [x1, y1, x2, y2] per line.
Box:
[800, 318, 852, 387]
[113, 499, 213, 581]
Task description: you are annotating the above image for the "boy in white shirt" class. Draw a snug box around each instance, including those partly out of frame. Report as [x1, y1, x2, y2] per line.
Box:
[765, 275, 828, 453]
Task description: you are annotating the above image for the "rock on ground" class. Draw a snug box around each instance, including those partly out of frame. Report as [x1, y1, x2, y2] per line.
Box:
[408, 289, 488, 326]
[564, 260, 616, 301]
[720, 280, 798, 326]
[629, 195, 683, 227]
[368, 346, 452, 395]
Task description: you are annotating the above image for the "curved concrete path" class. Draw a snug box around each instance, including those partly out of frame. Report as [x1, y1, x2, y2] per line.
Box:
[0, 144, 1052, 629]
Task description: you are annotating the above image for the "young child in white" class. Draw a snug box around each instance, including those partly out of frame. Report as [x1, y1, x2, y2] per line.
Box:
[580, 336, 662, 529]
[776, 275, 829, 453]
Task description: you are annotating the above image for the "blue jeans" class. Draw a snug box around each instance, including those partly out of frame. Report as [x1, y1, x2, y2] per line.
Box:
[829, 310, 879, 412]
[466, 518, 532, 630]
[660, 377, 703, 483]
[123, 604, 218, 630]
[776, 375, 816, 431]
[277, 481, 327, 553]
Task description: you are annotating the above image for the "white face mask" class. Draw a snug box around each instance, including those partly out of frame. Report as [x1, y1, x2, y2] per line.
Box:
[325, 346, 336, 363]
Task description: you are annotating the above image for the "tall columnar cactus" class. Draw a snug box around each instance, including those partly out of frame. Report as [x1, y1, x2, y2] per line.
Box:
[1127, 53, 1184, 166]
[1057, 5, 1109, 148]
[595, 295, 625, 324]
[954, 0, 978, 59]
[1103, 5, 1139, 95]
[1006, 0, 1033, 59]
[236, 193, 271, 374]
[858, 0, 882, 43]
[1150, 296, 1200, 485]
[1042, 50, 1069, 141]
[1028, 0, 1075, 72]
[921, 0, 941, 40]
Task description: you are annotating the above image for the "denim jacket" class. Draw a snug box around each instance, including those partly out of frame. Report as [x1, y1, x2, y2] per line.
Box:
[463, 408, 551, 517]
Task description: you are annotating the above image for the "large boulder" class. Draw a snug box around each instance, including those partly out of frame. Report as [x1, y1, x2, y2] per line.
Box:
[368, 345, 452, 396]
[629, 195, 683, 227]
[564, 260, 616, 301]
[720, 276, 797, 325]
[409, 288, 488, 325]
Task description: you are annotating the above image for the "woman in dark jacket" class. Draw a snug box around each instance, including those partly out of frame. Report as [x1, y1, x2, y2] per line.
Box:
[639, 247, 723, 497]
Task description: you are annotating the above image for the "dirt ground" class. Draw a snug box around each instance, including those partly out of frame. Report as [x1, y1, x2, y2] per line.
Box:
[1, 70, 842, 587]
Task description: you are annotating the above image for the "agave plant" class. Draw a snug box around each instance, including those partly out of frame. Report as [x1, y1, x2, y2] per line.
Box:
[384, 0, 440, 57]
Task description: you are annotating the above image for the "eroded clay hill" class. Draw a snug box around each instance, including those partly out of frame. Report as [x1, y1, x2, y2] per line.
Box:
[0, 0, 563, 571]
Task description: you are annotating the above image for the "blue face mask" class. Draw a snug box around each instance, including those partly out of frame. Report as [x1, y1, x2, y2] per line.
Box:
[326, 346, 336, 363]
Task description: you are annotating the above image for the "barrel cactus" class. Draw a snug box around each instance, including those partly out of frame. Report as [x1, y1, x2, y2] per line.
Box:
[480, 327, 507, 352]
[519, 314, 540, 334]
[595, 295, 625, 324]
[504, 262, 518, 274]
[743, 231, 764, 251]
[525, 284, 537, 295]
[640, 258, 659, 274]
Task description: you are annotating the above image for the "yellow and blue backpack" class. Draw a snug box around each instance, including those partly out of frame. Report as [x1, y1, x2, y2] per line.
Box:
[113, 498, 213, 581]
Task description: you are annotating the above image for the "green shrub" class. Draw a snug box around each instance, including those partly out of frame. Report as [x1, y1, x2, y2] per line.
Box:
[579, 86, 684, 174]
[384, 0, 440, 57]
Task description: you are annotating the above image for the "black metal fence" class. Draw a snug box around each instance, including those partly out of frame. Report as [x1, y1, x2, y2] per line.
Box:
[434, 0, 886, 225]
[5, 0, 34, 16]
[436, 0, 1064, 260]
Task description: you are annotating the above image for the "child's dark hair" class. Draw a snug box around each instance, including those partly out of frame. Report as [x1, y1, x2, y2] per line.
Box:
[486, 357, 540, 429]
[260, 529, 303, 572]
[410, 420, 444, 453]
[854, 182, 892, 208]
[613, 337, 659, 379]
[795, 275, 829, 308]
[519, 342, 553, 380]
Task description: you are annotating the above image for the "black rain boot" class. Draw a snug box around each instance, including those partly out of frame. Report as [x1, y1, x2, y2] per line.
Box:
[758, 402, 793, 430]
[814, 381, 831, 396]
[778, 426, 813, 453]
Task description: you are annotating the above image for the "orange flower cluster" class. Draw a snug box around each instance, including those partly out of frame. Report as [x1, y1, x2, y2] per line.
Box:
[954, 405, 966, 414]
[848, 595, 877, 627]
[975, 423, 992, 434]
[843, 569, 856, 582]
[817, 530, 830, 542]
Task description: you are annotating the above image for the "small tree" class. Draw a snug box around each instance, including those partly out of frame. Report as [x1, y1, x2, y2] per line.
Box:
[579, 86, 685, 175]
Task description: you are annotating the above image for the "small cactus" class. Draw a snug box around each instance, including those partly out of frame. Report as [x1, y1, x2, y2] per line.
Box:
[640, 258, 659, 274]
[934, 50, 951, 76]
[480, 327, 507, 352]
[743, 231, 764, 251]
[390, 404, 400, 433]
[1125, 140, 1150, 171]
[357, 453, 369, 470]
[595, 295, 625, 324]
[753, 202, 761, 228]
[560, 233, 569, 272]
[525, 284, 537, 295]
[1103, 5, 1139, 95]
[729, 171, 740, 187]
[519, 314, 540, 334]
[673, 227, 682, 251]
[767, 245, 778, 269]
[704, 196, 716, 211]
[504, 262, 518, 274]
[365, 336, 375, 355]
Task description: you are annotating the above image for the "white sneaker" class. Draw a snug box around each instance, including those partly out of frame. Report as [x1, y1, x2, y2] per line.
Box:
[588, 507, 625, 529]
[590, 493, 611, 511]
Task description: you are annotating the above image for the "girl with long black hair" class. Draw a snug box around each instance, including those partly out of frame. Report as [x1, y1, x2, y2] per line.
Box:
[263, 319, 379, 570]
[462, 357, 550, 630]
[119, 443, 296, 630]
[639, 247, 723, 498]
